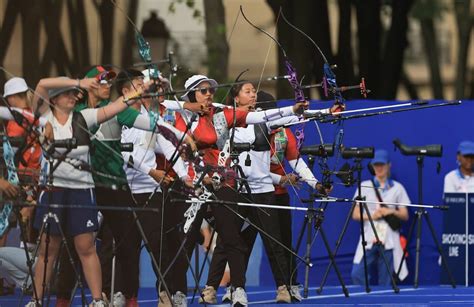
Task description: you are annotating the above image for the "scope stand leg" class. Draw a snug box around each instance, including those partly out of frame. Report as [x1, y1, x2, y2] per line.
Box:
[14, 208, 40, 306]
[423, 211, 456, 288]
[317, 223, 349, 297]
[395, 209, 417, 280]
[302, 208, 314, 298]
[357, 198, 371, 293]
[317, 201, 357, 294]
[413, 209, 423, 288]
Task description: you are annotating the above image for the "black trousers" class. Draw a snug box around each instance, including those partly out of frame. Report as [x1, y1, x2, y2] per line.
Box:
[97, 221, 123, 296]
[95, 187, 137, 298]
[273, 193, 298, 285]
[162, 182, 205, 294]
[128, 192, 168, 295]
[206, 187, 248, 289]
[207, 191, 291, 288]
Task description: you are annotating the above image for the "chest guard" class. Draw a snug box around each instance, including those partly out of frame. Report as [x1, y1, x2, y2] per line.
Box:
[252, 123, 271, 151]
[212, 110, 229, 151]
[72, 111, 91, 147]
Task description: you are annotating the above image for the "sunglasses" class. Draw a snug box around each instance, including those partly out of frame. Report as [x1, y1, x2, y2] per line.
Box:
[99, 80, 113, 88]
[196, 87, 216, 95]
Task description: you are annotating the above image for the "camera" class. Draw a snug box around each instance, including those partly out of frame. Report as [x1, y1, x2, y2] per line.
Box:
[341, 146, 374, 159]
[300, 144, 335, 157]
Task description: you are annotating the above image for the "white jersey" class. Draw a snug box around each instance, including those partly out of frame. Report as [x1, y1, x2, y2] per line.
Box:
[352, 179, 410, 281]
[231, 116, 300, 194]
[443, 169, 474, 193]
[233, 125, 274, 194]
[40, 109, 97, 189]
[121, 106, 187, 194]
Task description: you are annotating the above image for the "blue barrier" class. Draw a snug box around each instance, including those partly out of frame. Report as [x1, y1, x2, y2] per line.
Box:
[258, 99, 473, 286]
[138, 99, 473, 288]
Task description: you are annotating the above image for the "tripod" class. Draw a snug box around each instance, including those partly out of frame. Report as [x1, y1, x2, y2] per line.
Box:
[318, 158, 399, 294]
[13, 201, 40, 306]
[293, 154, 348, 298]
[395, 155, 456, 288]
[29, 152, 88, 307]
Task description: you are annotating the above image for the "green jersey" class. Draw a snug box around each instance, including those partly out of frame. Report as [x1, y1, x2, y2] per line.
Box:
[75, 100, 140, 190]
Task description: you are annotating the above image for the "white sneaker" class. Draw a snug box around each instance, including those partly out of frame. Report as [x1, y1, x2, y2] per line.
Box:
[172, 291, 188, 307]
[199, 285, 217, 304]
[231, 287, 248, 307]
[24, 300, 40, 307]
[89, 299, 107, 307]
[222, 286, 232, 303]
[158, 291, 172, 307]
[290, 284, 303, 302]
[112, 292, 126, 307]
[275, 285, 291, 303]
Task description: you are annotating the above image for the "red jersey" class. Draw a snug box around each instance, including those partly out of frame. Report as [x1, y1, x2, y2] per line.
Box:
[175, 107, 248, 183]
[6, 107, 42, 179]
[270, 128, 299, 194]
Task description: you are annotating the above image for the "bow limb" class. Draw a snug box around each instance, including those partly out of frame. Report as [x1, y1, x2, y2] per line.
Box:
[110, 0, 185, 196]
[241, 6, 314, 192]
[241, 6, 308, 163]
[279, 10, 349, 189]
[238, 7, 323, 208]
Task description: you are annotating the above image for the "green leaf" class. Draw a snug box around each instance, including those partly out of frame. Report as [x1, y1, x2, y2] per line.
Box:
[168, 2, 176, 13]
[411, 0, 449, 20]
[186, 0, 195, 8]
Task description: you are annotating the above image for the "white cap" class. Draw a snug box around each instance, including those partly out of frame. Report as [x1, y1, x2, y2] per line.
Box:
[181, 74, 218, 101]
[3, 77, 28, 97]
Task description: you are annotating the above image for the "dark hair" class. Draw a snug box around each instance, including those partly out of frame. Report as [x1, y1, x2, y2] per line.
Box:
[225, 81, 254, 105]
[115, 69, 144, 96]
[187, 91, 197, 103]
[256, 91, 277, 110]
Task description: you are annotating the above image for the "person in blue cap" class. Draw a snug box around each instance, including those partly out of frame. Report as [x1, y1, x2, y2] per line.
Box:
[444, 141, 474, 193]
[351, 149, 410, 286]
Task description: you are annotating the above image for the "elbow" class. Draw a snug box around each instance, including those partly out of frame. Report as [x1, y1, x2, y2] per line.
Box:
[399, 209, 409, 221]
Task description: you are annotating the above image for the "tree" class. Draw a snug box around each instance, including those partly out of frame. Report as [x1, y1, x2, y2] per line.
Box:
[93, 0, 116, 66]
[379, 0, 415, 99]
[0, 0, 140, 85]
[411, 0, 446, 99]
[0, 2, 21, 84]
[120, 0, 139, 69]
[67, 0, 91, 74]
[354, 0, 382, 98]
[453, 0, 473, 98]
[267, 0, 334, 100]
[203, 0, 229, 82]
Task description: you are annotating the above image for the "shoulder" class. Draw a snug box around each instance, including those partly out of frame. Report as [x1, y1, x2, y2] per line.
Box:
[444, 169, 458, 180]
[391, 180, 406, 189]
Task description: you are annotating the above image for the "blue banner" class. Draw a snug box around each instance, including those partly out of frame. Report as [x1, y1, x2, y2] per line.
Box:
[442, 193, 474, 286]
